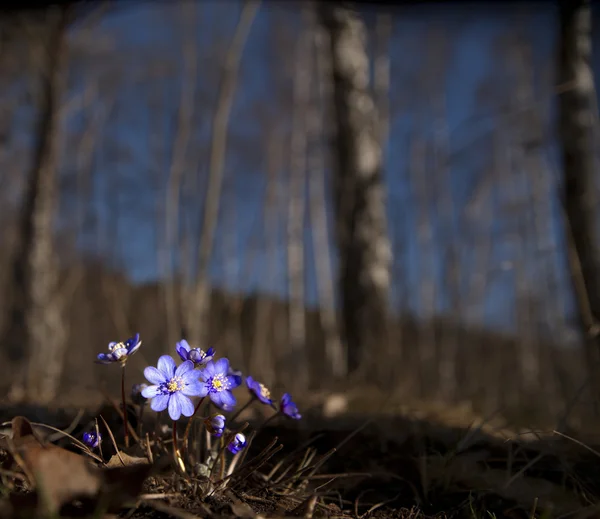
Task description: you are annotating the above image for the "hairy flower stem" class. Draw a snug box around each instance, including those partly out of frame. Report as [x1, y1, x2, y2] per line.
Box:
[137, 403, 145, 439]
[219, 440, 226, 480]
[225, 450, 242, 480]
[121, 366, 130, 448]
[182, 397, 205, 451]
[228, 396, 255, 424]
[172, 420, 184, 472]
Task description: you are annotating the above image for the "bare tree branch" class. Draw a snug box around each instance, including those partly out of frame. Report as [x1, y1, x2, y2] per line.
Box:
[185, 0, 260, 348]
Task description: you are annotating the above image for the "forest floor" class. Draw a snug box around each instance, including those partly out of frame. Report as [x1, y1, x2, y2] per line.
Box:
[0, 390, 599, 519]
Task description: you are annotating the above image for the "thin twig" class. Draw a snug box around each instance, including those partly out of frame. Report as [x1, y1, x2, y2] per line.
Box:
[99, 414, 124, 466]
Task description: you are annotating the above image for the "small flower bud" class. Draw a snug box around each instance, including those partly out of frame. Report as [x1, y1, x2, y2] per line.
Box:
[204, 414, 226, 437]
[83, 431, 101, 449]
[227, 433, 246, 454]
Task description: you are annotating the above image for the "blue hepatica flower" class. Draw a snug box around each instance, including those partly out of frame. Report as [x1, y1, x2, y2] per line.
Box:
[204, 414, 226, 437]
[141, 355, 204, 421]
[197, 358, 241, 408]
[96, 333, 142, 365]
[83, 431, 101, 449]
[245, 376, 273, 406]
[280, 393, 301, 420]
[175, 340, 214, 367]
[227, 433, 246, 454]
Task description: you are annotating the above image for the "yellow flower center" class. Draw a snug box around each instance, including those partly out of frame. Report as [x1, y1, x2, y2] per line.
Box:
[259, 384, 271, 399]
[211, 374, 226, 392]
[167, 377, 183, 393]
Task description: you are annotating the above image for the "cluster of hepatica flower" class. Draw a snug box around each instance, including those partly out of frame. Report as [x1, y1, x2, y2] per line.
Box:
[88, 333, 301, 458]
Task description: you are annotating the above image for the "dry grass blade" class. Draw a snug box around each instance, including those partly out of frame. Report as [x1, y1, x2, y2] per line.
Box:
[144, 498, 206, 519]
[272, 447, 337, 493]
[45, 408, 85, 442]
[29, 421, 103, 463]
[100, 388, 141, 444]
[227, 443, 284, 491]
[503, 451, 545, 489]
[267, 432, 325, 481]
[100, 414, 125, 466]
[359, 492, 404, 519]
[553, 430, 600, 459]
[232, 435, 280, 481]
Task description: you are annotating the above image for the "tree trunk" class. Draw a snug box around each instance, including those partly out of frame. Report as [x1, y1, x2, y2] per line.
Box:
[319, 3, 392, 379]
[310, 21, 345, 379]
[4, 8, 71, 403]
[286, 7, 311, 390]
[557, 0, 600, 410]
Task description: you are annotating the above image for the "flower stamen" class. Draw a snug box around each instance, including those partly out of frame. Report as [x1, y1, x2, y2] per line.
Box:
[210, 374, 226, 392]
[259, 384, 271, 400]
[165, 376, 184, 394]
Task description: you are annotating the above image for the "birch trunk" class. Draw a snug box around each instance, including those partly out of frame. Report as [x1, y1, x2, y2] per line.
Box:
[6, 8, 71, 402]
[320, 4, 392, 378]
[557, 0, 600, 410]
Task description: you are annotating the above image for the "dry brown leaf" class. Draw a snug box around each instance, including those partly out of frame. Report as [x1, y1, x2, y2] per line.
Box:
[106, 451, 150, 468]
[229, 500, 256, 518]
[7, 416, 101, 515]
[4, 416, 152, 517]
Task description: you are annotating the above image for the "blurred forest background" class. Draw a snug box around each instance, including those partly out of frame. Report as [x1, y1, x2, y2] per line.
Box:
[0, 0, 599, 431]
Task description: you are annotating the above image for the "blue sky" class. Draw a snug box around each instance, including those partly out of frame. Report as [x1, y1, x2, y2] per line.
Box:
[51, 1, 598, 344]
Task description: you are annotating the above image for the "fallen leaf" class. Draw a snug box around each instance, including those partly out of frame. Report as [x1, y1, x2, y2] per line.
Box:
[229, 500, 255, 518]
[106, 451, 150, 468]
[3, 416, 152, 517]
[7, 416, 101, 515]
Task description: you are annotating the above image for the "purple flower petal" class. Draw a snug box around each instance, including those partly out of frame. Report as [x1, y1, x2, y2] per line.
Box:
[128, 341, 142, 355]
[168, 392, 182, 420]
[226, 375, 241, 389]
[175, 341, 190, 361]
[220, 390, 236, 408]
[141, 385, 161, 398]
[96, 353, 113, 364]
[214, 358, 229, 376]
[127, 333, 141, 349]
[157, 355, 176, 379]
[174, 392, 195, 417]
[210, 391, 223, 407]
[182, 381, 206, 397]
[181, 369, 201, 385]
[144, 366, 168, 385]
[175, 360, 194, 378]
[150, 393, 170, 412]
[178, 340, 191, 353]
[201, 361, 216, 378]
